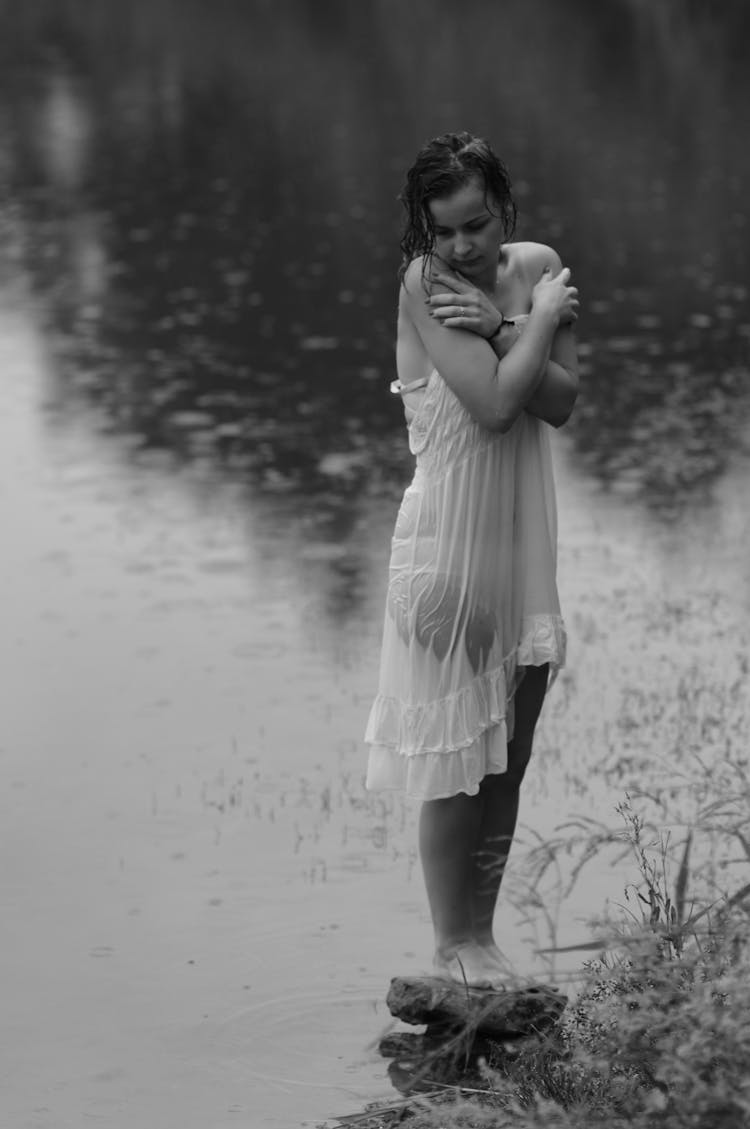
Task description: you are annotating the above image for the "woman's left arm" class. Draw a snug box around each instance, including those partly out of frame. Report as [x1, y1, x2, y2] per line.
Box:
[523, 323, 579, 428]
[428, 246, 579, 429]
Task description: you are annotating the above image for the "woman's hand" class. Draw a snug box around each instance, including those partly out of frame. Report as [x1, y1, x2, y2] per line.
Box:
[427, 270, 503, 339]
[531, 266, 579, 327]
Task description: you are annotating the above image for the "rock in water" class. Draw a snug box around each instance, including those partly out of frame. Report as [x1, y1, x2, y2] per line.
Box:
[386, 976, 566, 1037]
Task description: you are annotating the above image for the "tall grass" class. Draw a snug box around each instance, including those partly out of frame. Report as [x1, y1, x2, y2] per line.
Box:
[336, 665, 750, 1129]
[337, 848, 750, 1128]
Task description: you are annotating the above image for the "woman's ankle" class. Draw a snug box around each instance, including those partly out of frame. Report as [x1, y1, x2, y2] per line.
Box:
[434, 935, 475, 960]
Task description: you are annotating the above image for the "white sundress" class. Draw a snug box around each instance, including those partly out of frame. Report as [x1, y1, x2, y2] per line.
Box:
[364, 316, 566, 801]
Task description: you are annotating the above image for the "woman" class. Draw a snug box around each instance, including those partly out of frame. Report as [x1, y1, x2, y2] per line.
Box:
[364, 132, 579, 987]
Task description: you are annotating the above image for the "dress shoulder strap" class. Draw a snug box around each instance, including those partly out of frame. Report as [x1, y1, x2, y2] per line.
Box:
[390, 375, 431, 397]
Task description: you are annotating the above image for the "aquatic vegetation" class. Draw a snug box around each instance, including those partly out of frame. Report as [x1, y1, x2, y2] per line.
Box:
[334, 806, 750, 1128]
[333, 647, 750, 1128]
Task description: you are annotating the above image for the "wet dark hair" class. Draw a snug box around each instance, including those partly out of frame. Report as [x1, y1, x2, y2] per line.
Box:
[397, 131, 517, 282]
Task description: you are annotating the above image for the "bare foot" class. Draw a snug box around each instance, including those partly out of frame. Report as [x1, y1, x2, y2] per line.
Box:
[476, 940, 514, 979]
[433, 942, 507, 989]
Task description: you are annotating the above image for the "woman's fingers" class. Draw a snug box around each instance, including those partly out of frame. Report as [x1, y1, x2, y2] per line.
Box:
[435, 314, 471, 326]
[431, 302, 479, 321]
[431, 303, 479, 328]
[429, 293, 473, 308]
[441, 315, 485, 332]
[540, 265, 571, 283]
[431, 270, 469, 292]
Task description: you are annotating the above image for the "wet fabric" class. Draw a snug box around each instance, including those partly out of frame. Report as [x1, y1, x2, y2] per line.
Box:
[365, 319, 566, 800]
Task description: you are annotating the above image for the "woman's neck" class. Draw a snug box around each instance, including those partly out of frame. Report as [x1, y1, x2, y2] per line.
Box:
[475, 245, 508, 297]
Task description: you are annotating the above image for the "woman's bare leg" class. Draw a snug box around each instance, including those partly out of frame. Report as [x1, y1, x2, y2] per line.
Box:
[419, 792, 500, 985]
[418, 665, 549, 985]
[470, 664, 549, 962]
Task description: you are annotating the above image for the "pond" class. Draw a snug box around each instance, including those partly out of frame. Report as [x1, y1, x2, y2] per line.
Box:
[1, 2, 749, 1127]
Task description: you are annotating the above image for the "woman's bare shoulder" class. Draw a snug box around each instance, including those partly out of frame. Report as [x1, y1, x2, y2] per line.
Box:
[397, 261, 432, 385]
[400, 255, 443, 301]
[510, 241, 564, 273]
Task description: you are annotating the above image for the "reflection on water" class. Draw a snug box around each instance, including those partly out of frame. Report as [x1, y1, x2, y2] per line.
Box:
[3, 0, 749, 520]
[0, 2, 749, 1127]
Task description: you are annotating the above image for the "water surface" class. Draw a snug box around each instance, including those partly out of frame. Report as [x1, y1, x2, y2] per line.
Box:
[1, 3, 749, 1126]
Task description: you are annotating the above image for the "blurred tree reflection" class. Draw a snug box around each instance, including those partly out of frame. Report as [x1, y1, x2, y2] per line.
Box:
[0, 0, 748, 521]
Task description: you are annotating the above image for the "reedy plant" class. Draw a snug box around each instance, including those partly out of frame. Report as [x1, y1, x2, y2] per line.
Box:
[351, 792, 750, 1129]
[336, 657, 750, 1129]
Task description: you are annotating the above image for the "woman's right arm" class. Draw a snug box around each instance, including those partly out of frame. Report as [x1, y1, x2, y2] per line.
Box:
[402, 258, 568, 433]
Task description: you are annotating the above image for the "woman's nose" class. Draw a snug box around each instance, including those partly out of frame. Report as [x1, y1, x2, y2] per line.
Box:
[454, 231, 471, 256]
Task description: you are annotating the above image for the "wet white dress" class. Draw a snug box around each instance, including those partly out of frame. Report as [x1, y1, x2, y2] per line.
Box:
[365, 316, 566, 801]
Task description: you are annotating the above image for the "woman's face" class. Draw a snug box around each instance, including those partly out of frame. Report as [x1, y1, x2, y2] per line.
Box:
[427, 177, 505, 276]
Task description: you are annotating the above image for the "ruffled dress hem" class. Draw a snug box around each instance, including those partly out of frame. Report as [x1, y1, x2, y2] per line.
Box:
[365, 614, 566, 800]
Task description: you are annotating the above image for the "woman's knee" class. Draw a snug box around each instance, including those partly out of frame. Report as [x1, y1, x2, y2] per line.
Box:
[504, 734, 534, 787]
